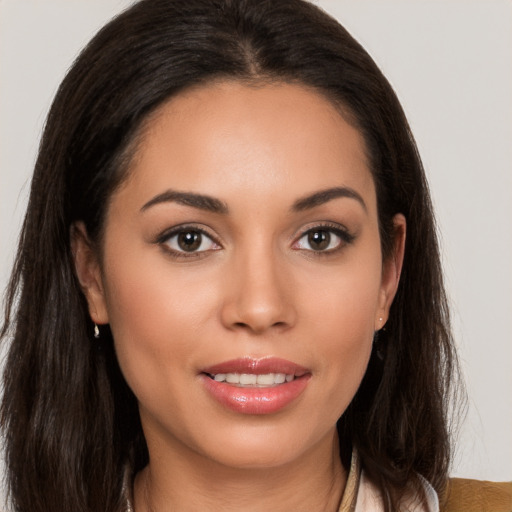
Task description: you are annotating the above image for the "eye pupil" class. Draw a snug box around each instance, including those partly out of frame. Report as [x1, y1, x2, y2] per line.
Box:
[308, 230, 330, 250]
[178, 231, 201, 251]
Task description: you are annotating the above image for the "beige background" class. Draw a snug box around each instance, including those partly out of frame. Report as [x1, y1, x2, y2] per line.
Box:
[1, 1, 511, 503]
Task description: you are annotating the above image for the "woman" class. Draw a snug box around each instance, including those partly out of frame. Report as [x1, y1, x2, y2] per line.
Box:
[0, 0, 460, 510]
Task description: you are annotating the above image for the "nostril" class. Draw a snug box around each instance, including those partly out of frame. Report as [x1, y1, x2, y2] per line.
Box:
[219, 281, 297, 333]
[232, 319, 288, 334]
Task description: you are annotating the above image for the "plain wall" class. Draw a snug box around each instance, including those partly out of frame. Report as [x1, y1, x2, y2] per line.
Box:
[1, 0, 511, 503]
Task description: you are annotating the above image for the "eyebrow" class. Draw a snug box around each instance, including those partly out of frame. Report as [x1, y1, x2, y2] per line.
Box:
[140, 185, 366, 215]
[292, 186, 367, 212]
[141, 190, 229, 214]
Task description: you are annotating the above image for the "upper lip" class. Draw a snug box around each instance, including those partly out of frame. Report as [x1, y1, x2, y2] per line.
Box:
[201, 357, 309, 376]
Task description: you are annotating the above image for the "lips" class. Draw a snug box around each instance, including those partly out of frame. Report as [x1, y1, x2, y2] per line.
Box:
[204, 357, 309, 376]
[200, 357, 311, 415]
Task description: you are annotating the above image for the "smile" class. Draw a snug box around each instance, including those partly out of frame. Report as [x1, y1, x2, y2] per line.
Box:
[201, 357, 311, 414]
[207, 372, 296, 386]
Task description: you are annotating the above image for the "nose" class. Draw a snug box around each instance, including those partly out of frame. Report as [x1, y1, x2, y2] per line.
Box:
[220, 247, 297, 335]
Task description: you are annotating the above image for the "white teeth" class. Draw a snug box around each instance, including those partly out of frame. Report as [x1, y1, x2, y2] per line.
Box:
[210, 372, 295, 386]
[274, 373, 286, 384]
[256, 373, 275, 385]
[239, 374, 257, 385]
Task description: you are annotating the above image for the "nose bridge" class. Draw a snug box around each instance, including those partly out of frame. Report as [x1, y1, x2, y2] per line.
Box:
[221, 236, 295, 333]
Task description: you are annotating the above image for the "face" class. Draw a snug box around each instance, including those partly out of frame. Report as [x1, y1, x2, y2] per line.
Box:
[74, 81, 404, 470]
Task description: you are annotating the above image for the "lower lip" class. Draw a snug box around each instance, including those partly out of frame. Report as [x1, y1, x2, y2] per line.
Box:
[201, 374, 311, 415]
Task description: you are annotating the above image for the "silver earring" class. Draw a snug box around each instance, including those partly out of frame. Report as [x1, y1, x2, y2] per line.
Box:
[94, 323, 100, 339]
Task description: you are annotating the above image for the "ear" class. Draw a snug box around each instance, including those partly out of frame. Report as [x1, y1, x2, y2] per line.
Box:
[70, 222, 109, 325]
[375, 213, 406, 330]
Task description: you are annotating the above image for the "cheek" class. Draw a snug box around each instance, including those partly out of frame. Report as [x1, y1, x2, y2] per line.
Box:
[309, 289, 375, 391]
[296, 254, 381, 415]
[305, 311, 374, 431]
[298, 251, 382, 345]
[100, 245, 220, 397]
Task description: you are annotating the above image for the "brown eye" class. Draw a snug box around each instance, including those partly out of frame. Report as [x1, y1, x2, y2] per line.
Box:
[163, 228, 220, 255]
[307, 230, 331, 251]
[177, 231, 202, 252]
[293, 225, 353, 253]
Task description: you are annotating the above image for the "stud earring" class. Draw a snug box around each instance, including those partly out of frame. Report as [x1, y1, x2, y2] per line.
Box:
[94, 323, 100, 339]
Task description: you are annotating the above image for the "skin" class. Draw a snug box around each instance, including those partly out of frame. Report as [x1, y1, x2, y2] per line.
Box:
[73, 81, 405, 511]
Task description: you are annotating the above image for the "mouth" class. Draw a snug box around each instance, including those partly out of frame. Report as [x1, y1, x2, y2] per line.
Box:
[201, 356, 308, 387]
[200, 357, 311, 415]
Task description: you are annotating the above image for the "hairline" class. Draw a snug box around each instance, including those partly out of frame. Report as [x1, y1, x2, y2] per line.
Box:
[94, 75, 374, 253]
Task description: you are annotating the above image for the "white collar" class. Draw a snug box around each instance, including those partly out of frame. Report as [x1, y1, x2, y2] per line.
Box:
[355, 464, 439, 512]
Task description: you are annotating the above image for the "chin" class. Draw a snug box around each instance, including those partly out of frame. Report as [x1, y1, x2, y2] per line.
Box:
[207, 444, 304, 470]
[194, 422, 331, 471]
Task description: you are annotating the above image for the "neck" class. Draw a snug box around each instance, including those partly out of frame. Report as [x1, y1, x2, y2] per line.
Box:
[133, 429, 346, 512]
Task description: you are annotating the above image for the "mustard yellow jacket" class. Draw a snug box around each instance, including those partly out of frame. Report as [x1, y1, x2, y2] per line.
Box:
[441, 478, 512, 512]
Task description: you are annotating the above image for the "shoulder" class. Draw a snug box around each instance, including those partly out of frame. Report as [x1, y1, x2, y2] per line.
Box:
[440, 478, 512, 512]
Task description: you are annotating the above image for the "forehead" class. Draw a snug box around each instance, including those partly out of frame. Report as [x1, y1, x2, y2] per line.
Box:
[118, 80, 375, 212]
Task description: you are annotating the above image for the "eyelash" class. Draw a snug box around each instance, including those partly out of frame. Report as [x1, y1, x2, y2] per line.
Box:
[293, 223, 355, 255]
[155, 222, 355, 260]
[156, 225, 221, 259]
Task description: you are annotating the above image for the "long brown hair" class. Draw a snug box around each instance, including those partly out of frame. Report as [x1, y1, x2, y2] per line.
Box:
[1, 1, 462, 510]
